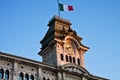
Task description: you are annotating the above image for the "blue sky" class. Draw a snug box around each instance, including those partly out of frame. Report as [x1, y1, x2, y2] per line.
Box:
[0, 0, 120, 80]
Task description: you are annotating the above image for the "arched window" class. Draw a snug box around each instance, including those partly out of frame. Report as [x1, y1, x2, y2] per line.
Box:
[77, 58, 80, 65]
[69, 56, 72, 63]
[73, 57, 76, 63]
[43, 77, 46, 80]
[47, 78, 50, 80]
[60, 54, 64, 61]
[0, 69, 4, 79]
[5, 70, 9, 80]
[30, 75, 34, 80]
[19, 72, 24, 80]
[25, 74, 29, 80]
[66, 55, 69, 62]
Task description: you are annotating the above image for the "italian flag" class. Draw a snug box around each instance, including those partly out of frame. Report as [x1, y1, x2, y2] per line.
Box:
[59, 3, 74, 11]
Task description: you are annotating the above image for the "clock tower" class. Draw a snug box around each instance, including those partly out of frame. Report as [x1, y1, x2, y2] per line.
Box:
[38, 16, 89, 67]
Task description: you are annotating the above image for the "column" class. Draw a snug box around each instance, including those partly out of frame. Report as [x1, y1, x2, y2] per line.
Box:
[9, 69, 13, 80]
[3, 68, 5, 80]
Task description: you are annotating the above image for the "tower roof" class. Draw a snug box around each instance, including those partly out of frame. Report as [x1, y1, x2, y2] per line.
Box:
[47, 16, 71, 26]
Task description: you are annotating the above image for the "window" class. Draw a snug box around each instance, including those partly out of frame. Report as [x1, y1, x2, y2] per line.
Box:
[69, 56, 72, 63]
[0, 69, 4, 79]
[66, 55, 69, 62]
[60, 54, 64, 61]
[73, 57, 76, 63]
[77, 58, 80, 65]
[43, 77, 46, 80]
[47, 78, 50, 80]
[5, 70, 9, 80]
[19, 72, 24, 80]
[30, 75, 34, 80]
[25, 74, 29, 80]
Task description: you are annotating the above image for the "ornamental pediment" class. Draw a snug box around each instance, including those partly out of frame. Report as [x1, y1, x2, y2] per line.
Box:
[61, 63, 90, 75]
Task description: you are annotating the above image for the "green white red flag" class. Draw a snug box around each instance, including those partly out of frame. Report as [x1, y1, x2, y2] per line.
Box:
[58, 3, 74, 11]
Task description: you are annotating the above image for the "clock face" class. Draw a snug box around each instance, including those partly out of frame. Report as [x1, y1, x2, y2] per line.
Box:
[65, 41, 74, 55]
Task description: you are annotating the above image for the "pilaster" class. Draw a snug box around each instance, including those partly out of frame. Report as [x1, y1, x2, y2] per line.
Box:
[37, 67, 42, 80]
[57, 72, 62, 80]
[82, 76, 87, 80]
[12, 61, 18, 80]
[62, 72, 66, 80]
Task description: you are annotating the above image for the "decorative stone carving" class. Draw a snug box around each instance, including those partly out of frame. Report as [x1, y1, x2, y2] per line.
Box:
[66, 74, 82, 80]
[42, 70, 56, 80]
[18, 64, 37, 73]
[0, 60, 12, 68]
[62, 63, 89, 75]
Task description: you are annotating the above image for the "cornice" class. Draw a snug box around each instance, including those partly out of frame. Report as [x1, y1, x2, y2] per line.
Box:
[0, 51, 56, 69]
[48, 16, 71, 26]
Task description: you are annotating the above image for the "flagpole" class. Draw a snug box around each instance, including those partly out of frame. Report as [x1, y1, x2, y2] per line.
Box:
[57, 0, 60, 17]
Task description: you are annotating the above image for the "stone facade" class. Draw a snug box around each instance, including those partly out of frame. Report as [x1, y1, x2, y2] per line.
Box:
[0, 52, 108, 80]
[0, 16, 108, 80]
[38, 16, 89, 68]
